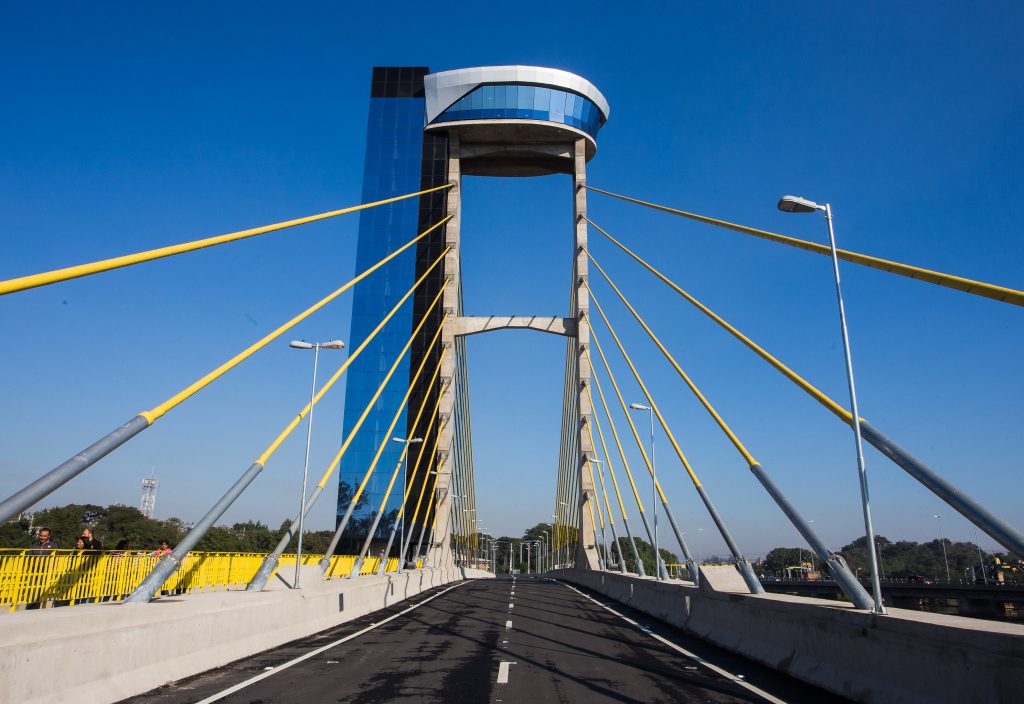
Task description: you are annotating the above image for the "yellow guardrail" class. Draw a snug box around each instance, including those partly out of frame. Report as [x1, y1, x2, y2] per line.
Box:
[0, 549, 417, 611]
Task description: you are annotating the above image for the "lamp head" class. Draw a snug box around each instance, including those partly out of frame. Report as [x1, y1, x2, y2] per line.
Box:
[629, 402, 651, 411]
[321, 340, 346, 349]
[777, 195, 824, 213]
[289, 340, 314, 349]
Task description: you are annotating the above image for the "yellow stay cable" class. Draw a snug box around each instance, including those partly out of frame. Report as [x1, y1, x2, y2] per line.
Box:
[255, 246, 449, 465]
[587, 352, 648, 514]
[141, 217, 450, 424]
[588, 458, 606, 531]
[1, 184, 453, 296]
[584, 187, 1024, 307]
[584, 400, 624, 527]
[396, 365, 446, 523]
[588, 218, 853, 424]
[406, 406, 448, 536]
[588, 284, 705, 489]
[589, 326, 673, 501]
[314, 286, 447, 497]
[366, 350, 446, 521]
[336, 312, 447, 510]
[586, 248, 757, 466]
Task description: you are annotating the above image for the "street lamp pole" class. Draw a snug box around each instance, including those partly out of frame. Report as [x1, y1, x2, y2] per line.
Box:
[390, 436, 422, 573]
[629, 402, 660, 581]
[777, 195, 884, 614]
[289, 339, 345, 589]
[586, 456, 612, 570]
[973, 525, 988, 585]
[934, 514, 951, 581]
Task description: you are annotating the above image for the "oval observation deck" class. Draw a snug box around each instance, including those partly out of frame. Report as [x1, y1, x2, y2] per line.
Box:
[424, 66, 609, 176]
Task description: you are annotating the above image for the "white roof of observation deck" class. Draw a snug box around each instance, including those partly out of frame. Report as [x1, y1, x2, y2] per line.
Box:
[424, 65, 610, 125]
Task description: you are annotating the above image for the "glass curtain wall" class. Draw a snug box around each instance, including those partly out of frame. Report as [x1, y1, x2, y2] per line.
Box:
[431, 84, 604, 139]
[336, 67, 430, 552]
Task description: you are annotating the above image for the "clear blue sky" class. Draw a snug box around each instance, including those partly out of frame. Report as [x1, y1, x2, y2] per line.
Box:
[1, 2, 1021, 560]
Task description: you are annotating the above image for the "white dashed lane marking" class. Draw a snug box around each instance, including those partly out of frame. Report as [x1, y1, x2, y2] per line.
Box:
[505, 620, 512, 629]
[497, 661, 516, 684]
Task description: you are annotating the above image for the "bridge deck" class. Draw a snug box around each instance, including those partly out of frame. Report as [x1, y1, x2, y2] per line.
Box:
[126, 576, 844, 704]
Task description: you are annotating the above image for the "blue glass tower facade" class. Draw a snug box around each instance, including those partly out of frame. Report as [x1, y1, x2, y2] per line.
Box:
[337, 67, 447, 550]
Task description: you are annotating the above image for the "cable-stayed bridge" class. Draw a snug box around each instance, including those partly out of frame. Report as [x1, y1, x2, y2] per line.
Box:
[1, 65, 1022, 704]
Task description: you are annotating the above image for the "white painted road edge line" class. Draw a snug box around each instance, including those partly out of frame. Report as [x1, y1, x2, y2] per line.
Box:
[497, 661, 516, 684]
[557, 581, 787, 704]
[193, 581, 470, 704]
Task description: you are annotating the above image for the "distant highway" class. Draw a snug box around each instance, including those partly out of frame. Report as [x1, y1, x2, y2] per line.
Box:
[125, 576, 845, 704]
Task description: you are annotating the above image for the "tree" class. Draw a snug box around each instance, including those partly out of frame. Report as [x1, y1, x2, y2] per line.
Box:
[612, 536, 677, 576]
[763, 547, 813, 577]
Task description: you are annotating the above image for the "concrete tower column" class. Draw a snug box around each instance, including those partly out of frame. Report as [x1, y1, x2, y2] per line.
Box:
[428, 132, 460, 569]
[574, 137, 601, 570]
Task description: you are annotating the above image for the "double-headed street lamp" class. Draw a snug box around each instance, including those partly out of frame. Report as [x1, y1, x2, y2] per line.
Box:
[629, 402, 661, 581]
[776, 195, 884, 614]
[288, 339, 345, 589]
[390, 436, 422, 573]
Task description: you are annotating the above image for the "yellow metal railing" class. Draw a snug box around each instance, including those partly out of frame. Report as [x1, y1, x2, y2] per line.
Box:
[0, 549, 417, 611]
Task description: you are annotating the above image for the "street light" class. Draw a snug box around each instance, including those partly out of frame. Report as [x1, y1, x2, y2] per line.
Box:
[558, 501, 571, 568]
[542, 529, 550, 572]
[629, 401, 660, 581]
[777, 195, 885, 614]
[551, 515, 561, 568]
[288, 338, 345, 589]
[390, 436, 422, 573]
[933, 514, 951, 582]
[586, 455, 612, 570]
[973, 525, 988, 585]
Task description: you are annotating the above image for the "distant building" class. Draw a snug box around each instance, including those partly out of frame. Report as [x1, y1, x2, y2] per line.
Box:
[140, 473, 158, 518]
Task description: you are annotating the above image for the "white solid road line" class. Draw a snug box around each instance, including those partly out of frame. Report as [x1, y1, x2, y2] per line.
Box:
[497, 661, 517, 684]
[558, 581, 788, 704]
[193, 581, 469, 704]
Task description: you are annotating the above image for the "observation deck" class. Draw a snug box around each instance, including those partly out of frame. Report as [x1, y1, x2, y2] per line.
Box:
[424, 66, 610, 176]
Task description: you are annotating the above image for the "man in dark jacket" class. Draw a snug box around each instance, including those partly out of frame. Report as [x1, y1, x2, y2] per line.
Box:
[28, 528, 57, 555]
[81, 528, 103, 551]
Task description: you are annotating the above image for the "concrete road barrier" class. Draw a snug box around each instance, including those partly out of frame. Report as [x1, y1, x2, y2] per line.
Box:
[553, 567, 1024, 703]
[1, 566, 494, 704]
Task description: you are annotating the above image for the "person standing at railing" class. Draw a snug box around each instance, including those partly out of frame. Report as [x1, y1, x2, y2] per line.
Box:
[28, 528, 57, 555]
[80, 528, 102, 551]
[152, 540, 172, 557]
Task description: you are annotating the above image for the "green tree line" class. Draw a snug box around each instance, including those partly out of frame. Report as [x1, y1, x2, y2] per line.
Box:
[0, 491, 407, 557]
[761, 535, 1022, 583]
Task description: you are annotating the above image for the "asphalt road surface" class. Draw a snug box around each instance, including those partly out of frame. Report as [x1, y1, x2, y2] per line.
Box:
[125, 576, 848, 704]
